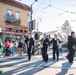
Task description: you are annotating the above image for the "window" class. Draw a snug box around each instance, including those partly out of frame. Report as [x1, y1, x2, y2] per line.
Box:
[24, 30, 26, 33]
[20, 30, 23, 33]
[15, 12, 20, 20]
[15, 29, 18, 32]
[7, 9, 12, 15]
[9, 28, 12, 31]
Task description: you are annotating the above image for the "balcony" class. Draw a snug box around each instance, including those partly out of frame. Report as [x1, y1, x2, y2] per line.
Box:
[5, 13, 21, 25]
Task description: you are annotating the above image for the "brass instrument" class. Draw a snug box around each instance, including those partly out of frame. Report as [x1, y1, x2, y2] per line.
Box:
[57, 39, 59, 46]
[27, 40, 30, 48]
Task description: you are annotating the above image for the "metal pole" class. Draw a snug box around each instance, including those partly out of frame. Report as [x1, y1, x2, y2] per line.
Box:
[22, 31, 25, 43]
[30, 4, 32, 32]
[31, 4, 32, 22]
[30, 0, 38, 32]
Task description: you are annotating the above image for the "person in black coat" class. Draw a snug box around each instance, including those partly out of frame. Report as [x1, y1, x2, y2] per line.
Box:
[50, 34, 61, 61]
[25, 33, 34, 61]
[41, 33, 49, 62]
[67, 31, 76, 63]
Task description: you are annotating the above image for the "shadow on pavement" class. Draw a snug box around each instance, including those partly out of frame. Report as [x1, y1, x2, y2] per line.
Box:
[56, 62, 72, 75]
[0, 59, 56, 75]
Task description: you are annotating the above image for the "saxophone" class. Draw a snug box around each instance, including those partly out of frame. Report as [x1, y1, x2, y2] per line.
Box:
[41, 38, 44, 47]
[28, 40, 30, 48]
[57, 39, 59, 46]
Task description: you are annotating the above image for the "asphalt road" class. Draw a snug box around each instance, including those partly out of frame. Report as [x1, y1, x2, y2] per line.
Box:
[0, 53, 76, 75]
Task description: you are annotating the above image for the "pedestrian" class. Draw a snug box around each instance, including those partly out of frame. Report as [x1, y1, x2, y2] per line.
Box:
[66, 31, 76, 63]
[0, 39, 3, 58]
[41, 33, 49, 62]
[4, 40, 10, 56]
[14, 41, 18, 53]
[50, 34, 61, 61]
[25, 33, 34, 61]
[9, 41, 14, 56]
[23, 43, 27, 53]
[18, 38, 23, 56]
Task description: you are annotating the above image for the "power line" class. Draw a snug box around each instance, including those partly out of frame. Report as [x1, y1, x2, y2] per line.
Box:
[58, 11, 69, 16]
[34, 9, 66, 20]
[38, 0, 45, 6]
[37, 1, 76, 16]
[38, 1, 67, 12]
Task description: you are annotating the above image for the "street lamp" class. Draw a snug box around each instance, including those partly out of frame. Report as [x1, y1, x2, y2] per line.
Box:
[30, 0, 38, 31]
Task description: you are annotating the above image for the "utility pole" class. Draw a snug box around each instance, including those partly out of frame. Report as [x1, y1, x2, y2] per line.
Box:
[30, 0, 38, 32]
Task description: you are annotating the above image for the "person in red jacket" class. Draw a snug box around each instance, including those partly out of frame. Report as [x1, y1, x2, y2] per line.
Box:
[4, 40, 11, 56]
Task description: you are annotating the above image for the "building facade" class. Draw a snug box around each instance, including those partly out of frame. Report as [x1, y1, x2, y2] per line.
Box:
[0, 0, 31, 43]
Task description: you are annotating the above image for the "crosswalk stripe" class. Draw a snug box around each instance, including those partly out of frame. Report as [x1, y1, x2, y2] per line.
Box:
[12, 67, 33, 75]
[0, 55, 76, 68]
[44, 61, 56, 67]
[0, 59, 25, 65]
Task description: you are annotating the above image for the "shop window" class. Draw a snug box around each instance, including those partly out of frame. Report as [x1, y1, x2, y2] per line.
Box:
[20, 30, 23, 33]
[15, 29, 18, 32]
[24, 30, 26, 33]
[9, 28, 12, 31]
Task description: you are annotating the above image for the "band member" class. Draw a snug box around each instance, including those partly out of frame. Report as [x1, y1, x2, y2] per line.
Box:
[67, 31, 76, 63]
[25, 33, 34, 61]
[50, 34, 61, 61]
[41, 33, 49, 62]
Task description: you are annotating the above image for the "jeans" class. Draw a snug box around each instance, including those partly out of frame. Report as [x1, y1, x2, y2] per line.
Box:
[10, 47, 14, 56]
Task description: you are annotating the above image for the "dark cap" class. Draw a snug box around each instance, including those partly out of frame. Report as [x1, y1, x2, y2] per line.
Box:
[71, 31, 75, 35]
[54, 34, 57, 36]
[44, 33, 46, 35]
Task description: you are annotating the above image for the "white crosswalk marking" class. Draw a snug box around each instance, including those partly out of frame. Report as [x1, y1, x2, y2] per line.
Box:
[12, 67, 33, 75]
[0, 58, 76, 68]
[0, 54, 76, 75]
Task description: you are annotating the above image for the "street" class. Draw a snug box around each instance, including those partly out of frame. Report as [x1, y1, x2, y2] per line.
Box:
[0, 0, 76, 75]
[0, 52, 76, 75]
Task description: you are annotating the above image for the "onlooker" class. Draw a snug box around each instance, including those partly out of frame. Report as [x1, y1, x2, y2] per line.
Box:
[18, 39, 23, 56]
[14, 41, 18, 53]
[10, 41, 14, 56]
[4, 40, 10, 56]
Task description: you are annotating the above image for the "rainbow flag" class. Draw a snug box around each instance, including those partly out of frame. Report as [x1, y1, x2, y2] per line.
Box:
[28, 19, 36, 31]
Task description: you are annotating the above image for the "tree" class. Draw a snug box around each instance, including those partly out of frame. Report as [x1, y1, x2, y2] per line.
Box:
[61, 20, 72, 35]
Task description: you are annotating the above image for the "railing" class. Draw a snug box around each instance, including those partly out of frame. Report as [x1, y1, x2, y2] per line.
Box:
[5, 13, 21, 26]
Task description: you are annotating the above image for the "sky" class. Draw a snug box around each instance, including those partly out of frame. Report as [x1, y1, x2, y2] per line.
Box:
[16, 0, 76, 33]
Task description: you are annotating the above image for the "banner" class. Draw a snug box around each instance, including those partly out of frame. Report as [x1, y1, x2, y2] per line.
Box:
[28, 19, 36, 31]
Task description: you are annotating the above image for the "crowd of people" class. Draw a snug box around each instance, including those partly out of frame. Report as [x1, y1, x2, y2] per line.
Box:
[0, 31, 76, 63]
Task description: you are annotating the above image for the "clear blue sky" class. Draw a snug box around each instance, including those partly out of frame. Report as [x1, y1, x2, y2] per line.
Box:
[17, 0, 76, 33]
